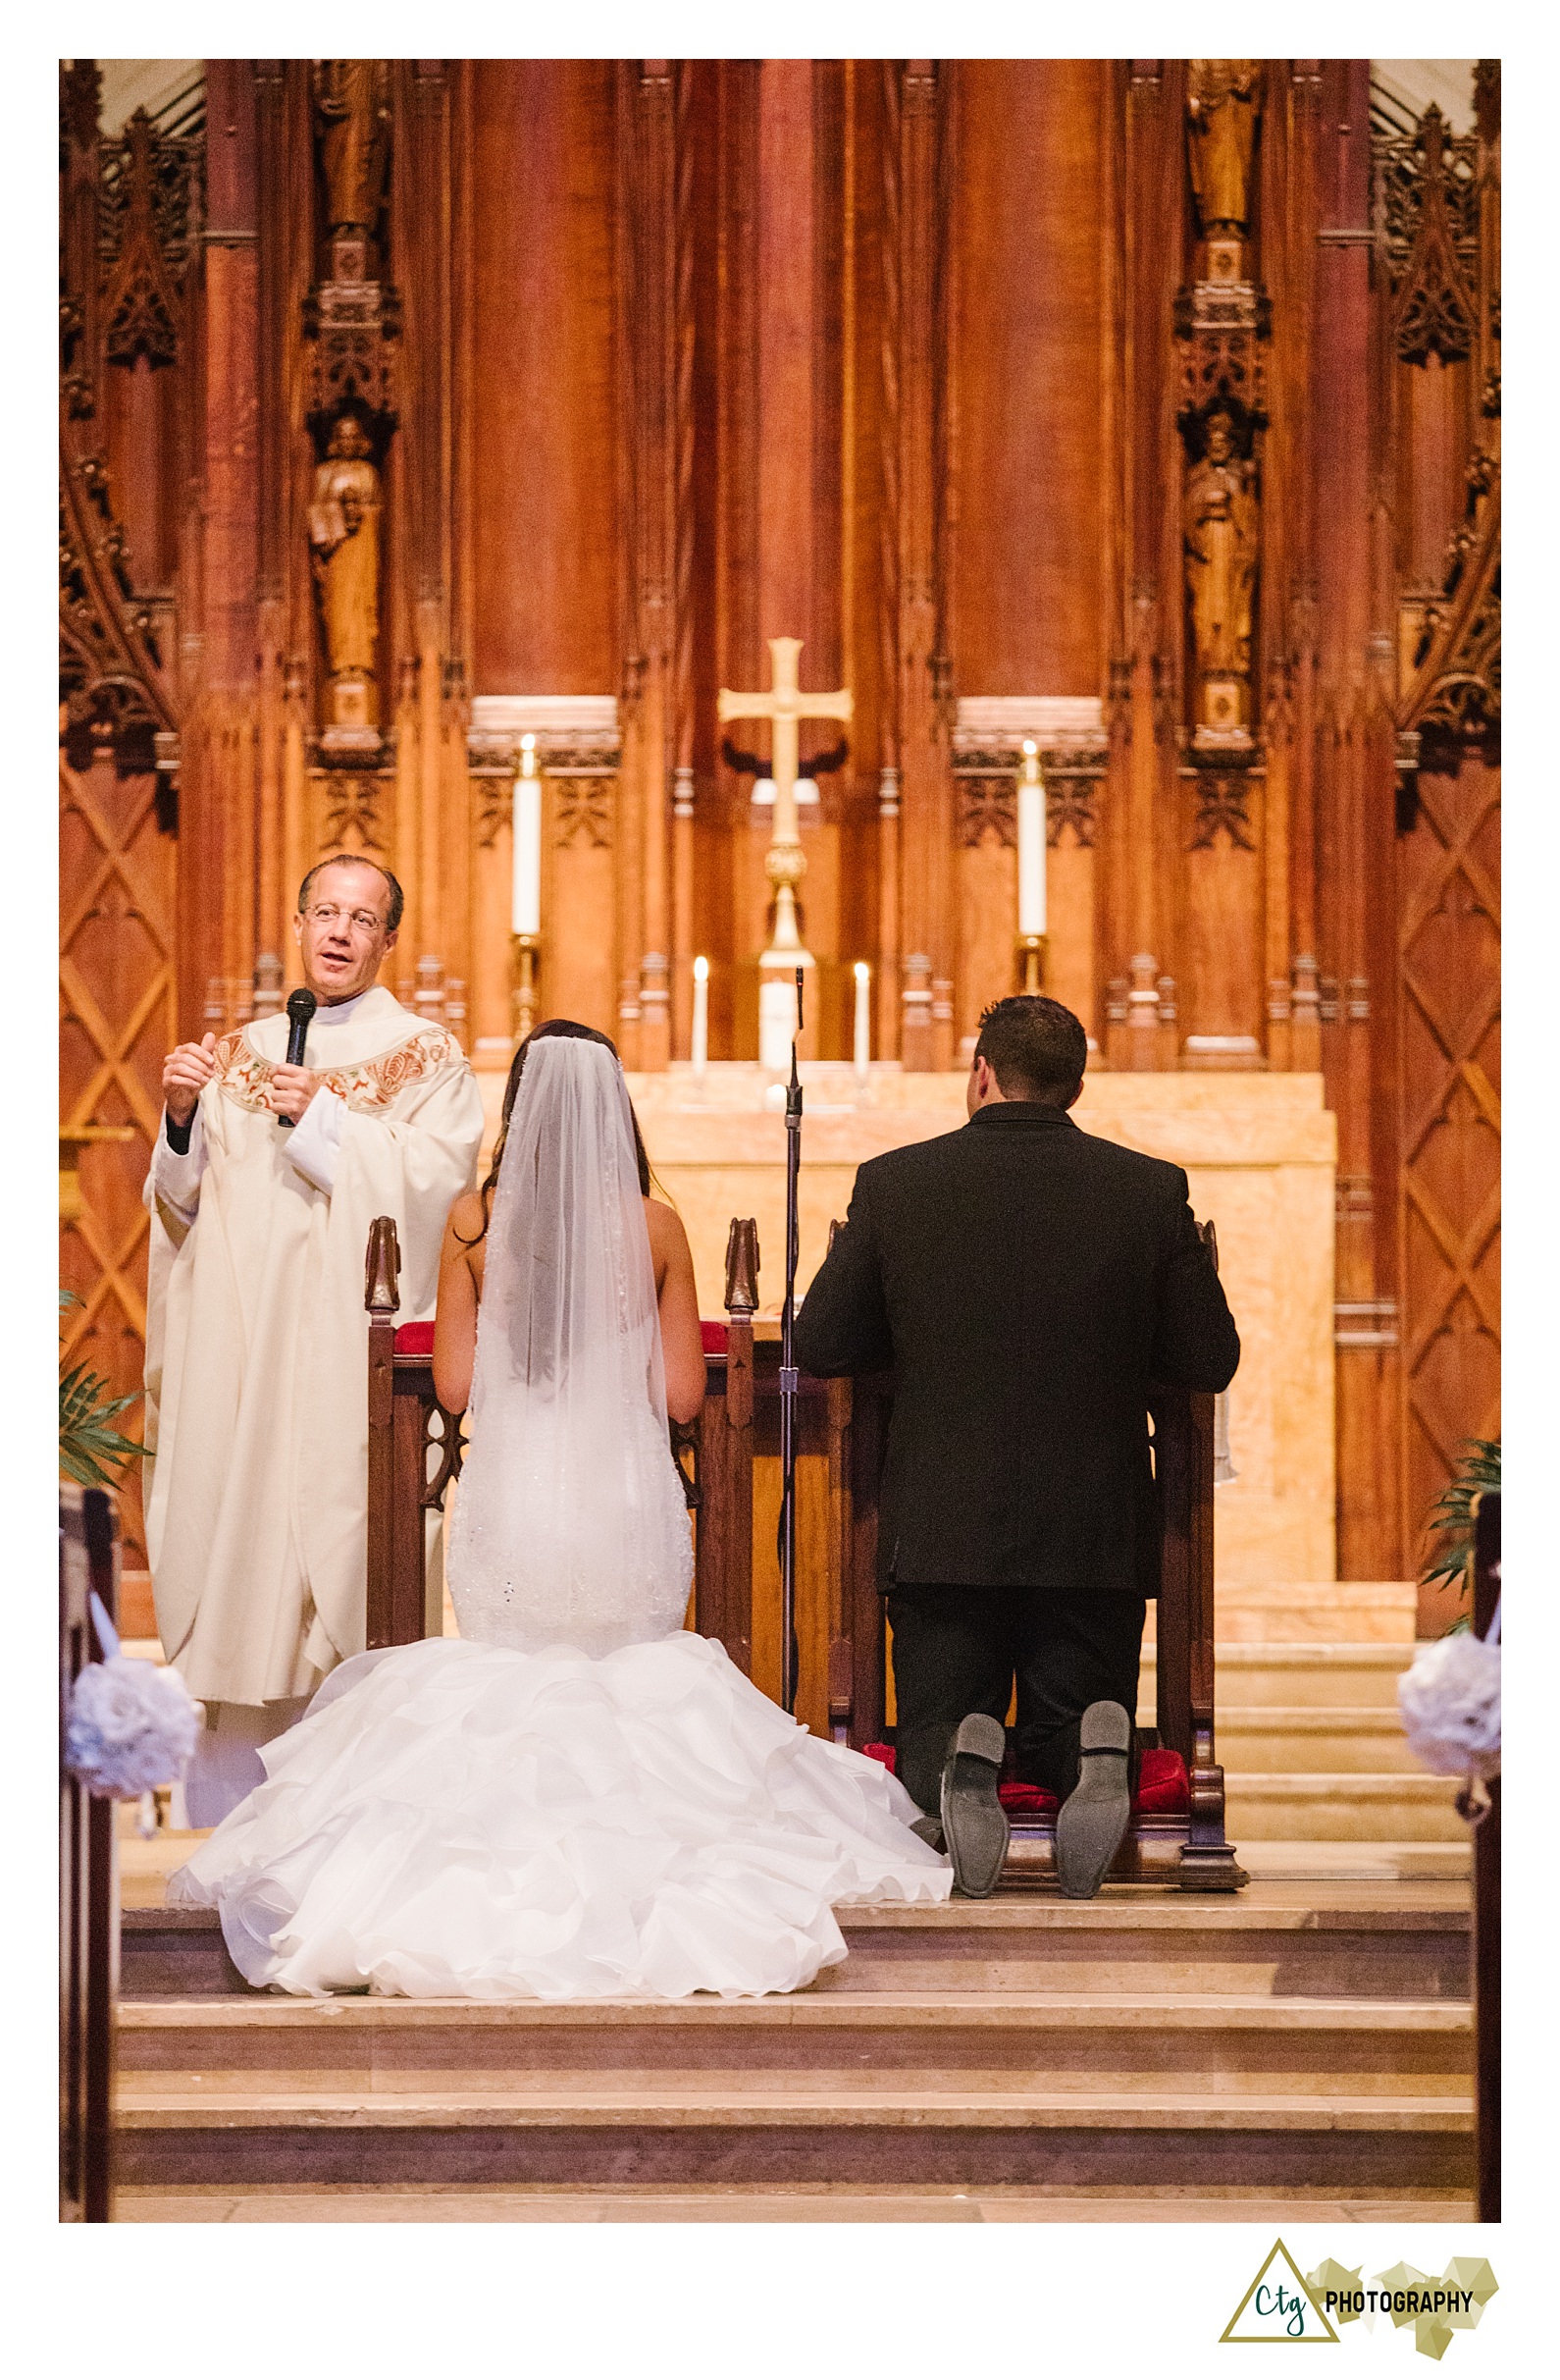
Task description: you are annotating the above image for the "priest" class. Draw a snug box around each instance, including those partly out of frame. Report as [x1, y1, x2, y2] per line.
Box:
[144, 857, 485, 1822]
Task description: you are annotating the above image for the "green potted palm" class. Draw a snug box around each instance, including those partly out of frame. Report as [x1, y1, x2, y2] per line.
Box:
[1420, 1437, 1501, 1622]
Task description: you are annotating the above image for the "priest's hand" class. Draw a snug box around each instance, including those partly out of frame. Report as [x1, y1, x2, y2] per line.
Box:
[164, 1032, 218, 1128]
[267, 1064, 322, 1125]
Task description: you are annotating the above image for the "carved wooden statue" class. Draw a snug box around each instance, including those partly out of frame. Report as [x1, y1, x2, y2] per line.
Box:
[1186, 60, 1261, 241]
[309, 414, 381, 729]
[315, 60, 390, 269]
[1183, 408, 1259, 737]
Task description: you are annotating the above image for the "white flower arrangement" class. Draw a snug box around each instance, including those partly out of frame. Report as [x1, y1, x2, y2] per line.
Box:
[1396, 1604, 1501, 1782]
[64, 1593, 201, 1799]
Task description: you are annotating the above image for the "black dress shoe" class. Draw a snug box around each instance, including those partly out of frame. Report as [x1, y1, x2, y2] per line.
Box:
[909, 1814, 947, 1854]
[938, 1714, 1010, 1898]
[1056, 1700, 1132, 1900]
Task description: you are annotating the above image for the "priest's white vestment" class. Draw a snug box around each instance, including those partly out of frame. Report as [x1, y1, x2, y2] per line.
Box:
[143, 986, 484, 1713]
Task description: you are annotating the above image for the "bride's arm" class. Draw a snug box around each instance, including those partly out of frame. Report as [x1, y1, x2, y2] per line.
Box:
[648, 1200, 706, 1424]
[432, 1191, 485, 1412]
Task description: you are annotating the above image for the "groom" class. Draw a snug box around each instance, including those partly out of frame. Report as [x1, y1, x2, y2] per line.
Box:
[795, 995, 1240, 1898]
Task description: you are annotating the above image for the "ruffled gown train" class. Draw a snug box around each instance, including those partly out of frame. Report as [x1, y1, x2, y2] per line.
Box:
[169, 1631, 950, 1998]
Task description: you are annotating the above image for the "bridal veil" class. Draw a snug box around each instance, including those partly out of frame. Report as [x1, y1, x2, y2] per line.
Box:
[444, 1033, 695, 1655]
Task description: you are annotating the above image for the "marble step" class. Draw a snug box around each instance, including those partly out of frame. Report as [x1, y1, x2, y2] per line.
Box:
[1216, 1707, 1422, 1774]
[825, 1893, 1470, 1999]
[1140, 1642, 1415, 1713]
[115, 2077, 1474, 2193]
[1224, 1773, 1469, 1843]
[122, 1884, 1471, 2005]
[1169, 1580, 1419, 1648]
[116, 2181, 1479, 2224]
[1239, 1841, 1468, 1883]
[118, 1990, 1471, 2097]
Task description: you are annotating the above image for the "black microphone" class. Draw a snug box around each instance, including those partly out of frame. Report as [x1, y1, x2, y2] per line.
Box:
[279, 988, 317, 1128]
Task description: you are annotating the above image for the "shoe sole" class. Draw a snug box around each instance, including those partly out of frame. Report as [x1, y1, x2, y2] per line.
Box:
[940, 1715, 1010, 1899]
[1056, 1701, 1132, 1901]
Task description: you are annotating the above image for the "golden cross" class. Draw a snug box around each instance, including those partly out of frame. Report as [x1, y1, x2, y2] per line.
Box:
[718, 636, 854, 843]
[718, 638, 853, 959]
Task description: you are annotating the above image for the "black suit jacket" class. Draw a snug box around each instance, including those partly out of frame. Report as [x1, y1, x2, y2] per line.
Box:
[792, 1102, 1240, 1596]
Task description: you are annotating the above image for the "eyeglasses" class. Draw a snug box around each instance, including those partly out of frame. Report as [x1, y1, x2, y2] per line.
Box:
[303, 903, 387, 936]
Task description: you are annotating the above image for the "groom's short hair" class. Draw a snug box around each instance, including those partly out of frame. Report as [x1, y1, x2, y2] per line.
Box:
[974, 996, 1087, 1102]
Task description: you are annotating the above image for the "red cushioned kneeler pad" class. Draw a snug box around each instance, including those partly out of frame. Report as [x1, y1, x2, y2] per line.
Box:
[862, 1740, 1189, 1816]
[398, 1316, 732, 1360]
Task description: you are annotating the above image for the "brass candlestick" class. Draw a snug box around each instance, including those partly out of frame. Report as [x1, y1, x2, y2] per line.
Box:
[511, 932, 539, 1046]
[1018, 933, 1047, 995]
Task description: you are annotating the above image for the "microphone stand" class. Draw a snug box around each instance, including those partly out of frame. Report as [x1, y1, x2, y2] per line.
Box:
[778, 966, 804, 1715]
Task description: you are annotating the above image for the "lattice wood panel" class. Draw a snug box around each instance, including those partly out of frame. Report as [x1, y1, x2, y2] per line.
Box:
[1397, 754, 1500, 1586]
[60, 748, 177, 1567]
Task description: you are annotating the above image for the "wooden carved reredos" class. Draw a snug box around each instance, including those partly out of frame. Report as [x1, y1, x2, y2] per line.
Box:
[60, 60, 1500, 1582]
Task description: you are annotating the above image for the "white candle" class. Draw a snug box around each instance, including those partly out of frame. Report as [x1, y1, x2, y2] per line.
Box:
[853, 960, 871, 1078]
[511, 735, 542, 935]
[1017, 739, 1046, 937]
[692, 955, 709, 1073]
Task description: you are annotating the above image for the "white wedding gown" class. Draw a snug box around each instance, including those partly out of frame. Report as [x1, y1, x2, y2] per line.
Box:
[170, 1037, 949, 1997]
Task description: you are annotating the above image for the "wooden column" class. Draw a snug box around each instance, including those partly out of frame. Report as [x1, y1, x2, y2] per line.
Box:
[468, 63, 618, 1045]
[1113, 62, 1182, 1069]
[187, 58, 261, 1036]
[403, 61, 455, 1011]
[279, 63, 315, 985]
[1259, 64, 1322, 1074]
[251, 62, 288, 998]
[1315, 60, 1403, 1579]
[445, 62, 477, 1042]
[874, 63, 904, 1060]
[253, 64, 315, 988]
[750, 60, 819, 1055]
[281, 660, 308, 980]
[391, 659, 421, 1007]
[708, 63, 760, 1061]
[613, 59, 685, 1069]
[758, 64, 815, 676]
[945, 63, 1108, 1045]
[891, 62, 950, 1070]
[668, 64, 698, 1058]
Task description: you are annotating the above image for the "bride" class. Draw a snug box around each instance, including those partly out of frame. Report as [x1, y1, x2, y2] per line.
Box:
[170, 1022, 949, 1997]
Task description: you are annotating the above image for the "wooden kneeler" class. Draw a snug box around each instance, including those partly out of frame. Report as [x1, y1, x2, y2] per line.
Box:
[364, 1217, 465, 1649]
[363, 1212, 1245, 1891]
[60, 1483, 120, 2221]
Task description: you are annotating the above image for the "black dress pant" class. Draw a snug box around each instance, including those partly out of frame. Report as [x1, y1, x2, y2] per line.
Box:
[884, 1585, 1147, 1818]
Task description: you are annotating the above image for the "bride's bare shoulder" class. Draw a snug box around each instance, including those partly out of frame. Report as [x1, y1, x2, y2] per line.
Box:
[446, 1190, 488, 1247]
[645, 1195, 695, 1293]
[645, 1194, 690, 1251]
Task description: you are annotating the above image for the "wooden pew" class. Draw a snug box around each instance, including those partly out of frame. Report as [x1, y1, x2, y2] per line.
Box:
[364, 1217, 465, 1648]
[59, 1483, 119, 2222]
[363, 1212, 1244, 1891]
[1471, 1488, 1500, 2223]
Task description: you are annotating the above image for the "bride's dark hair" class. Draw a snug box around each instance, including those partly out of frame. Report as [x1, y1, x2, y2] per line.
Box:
[457, 1019, 656, 1246]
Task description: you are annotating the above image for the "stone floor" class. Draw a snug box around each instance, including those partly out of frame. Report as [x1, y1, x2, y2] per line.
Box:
[119, 2184, 1476, 2224]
